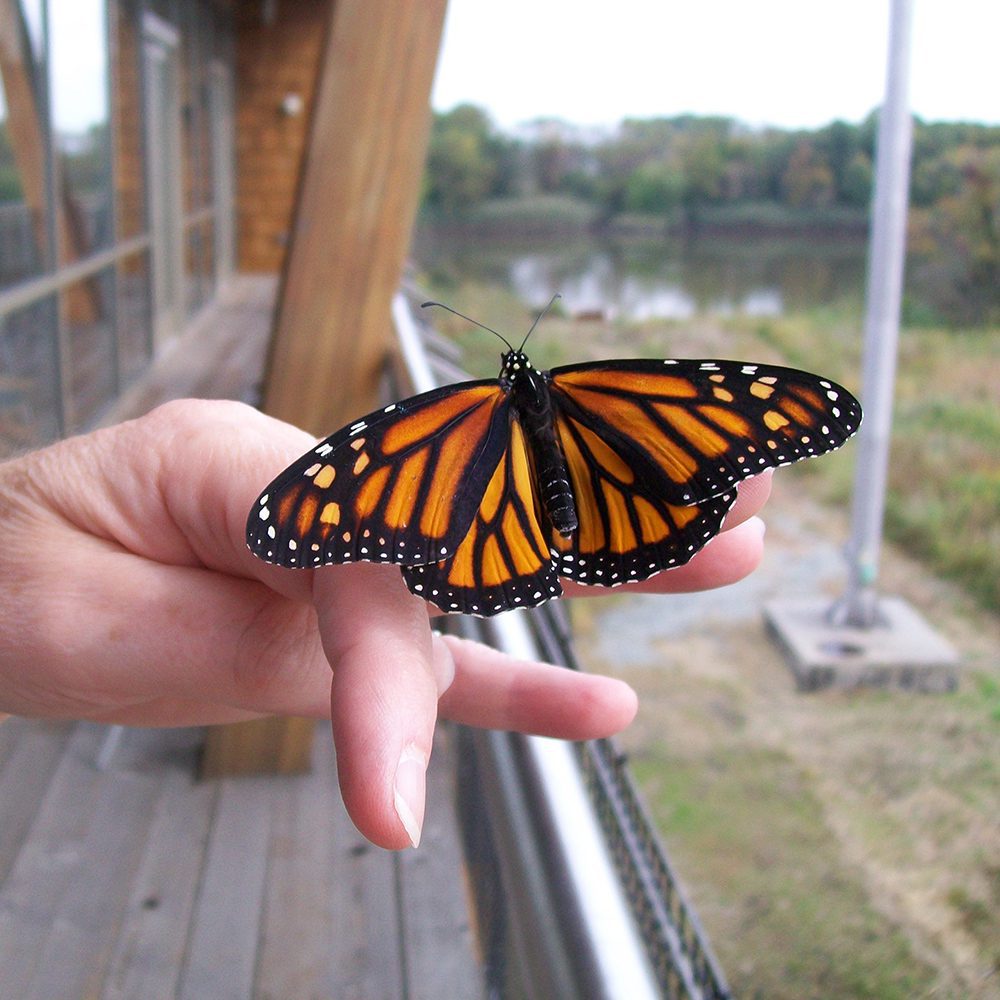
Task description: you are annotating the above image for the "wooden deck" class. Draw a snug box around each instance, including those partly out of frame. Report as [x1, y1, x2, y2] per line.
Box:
[0, 277, 485, 998]
[0, 719, 482, 998]
[101, 273, 279, 424]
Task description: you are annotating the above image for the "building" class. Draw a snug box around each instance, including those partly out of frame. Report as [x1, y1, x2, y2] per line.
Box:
[0, 0, 434, 454]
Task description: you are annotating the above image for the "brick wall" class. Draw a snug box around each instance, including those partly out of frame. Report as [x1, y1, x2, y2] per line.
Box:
[234, 1, 327, 272]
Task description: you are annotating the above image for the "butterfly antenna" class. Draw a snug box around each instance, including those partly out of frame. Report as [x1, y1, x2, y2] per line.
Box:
[518, 293, 562, 351]
[421, 300, 515, 352]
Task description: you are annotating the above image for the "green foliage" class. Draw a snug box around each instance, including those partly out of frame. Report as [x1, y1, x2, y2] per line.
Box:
[623, 160, 685, 215]
[908, 144, 1000, 325]
[422, 104, 518, 216]
[422, 106, 999, 324]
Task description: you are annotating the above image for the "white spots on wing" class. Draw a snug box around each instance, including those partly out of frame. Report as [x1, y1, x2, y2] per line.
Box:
[315, 443, 333, 456]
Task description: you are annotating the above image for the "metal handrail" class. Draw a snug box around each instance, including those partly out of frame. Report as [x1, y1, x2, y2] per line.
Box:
[390, 290, 732, 1000]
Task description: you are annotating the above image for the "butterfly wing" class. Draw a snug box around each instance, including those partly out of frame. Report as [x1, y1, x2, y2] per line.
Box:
[547, 358, 861, 586]
[247, 380, 512, 569]
[402, 417, 560, 616]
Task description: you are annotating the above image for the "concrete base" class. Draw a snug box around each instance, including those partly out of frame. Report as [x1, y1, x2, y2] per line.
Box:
[764, 595, 960, 693]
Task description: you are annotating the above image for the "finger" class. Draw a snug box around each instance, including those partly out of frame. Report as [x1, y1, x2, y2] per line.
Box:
[721, 470, 772, 529]
[561, 513, 766, 600]
[314, 562, 445, 850]
[436, 633, 637, 737]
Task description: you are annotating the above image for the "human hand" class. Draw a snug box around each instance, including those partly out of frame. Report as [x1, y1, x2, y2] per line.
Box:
[0, 399, 768, 848]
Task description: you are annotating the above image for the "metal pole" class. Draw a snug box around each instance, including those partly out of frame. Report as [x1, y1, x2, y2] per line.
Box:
[833, 0, 915, 628]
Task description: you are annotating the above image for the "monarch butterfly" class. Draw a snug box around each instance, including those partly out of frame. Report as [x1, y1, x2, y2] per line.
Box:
[247, 300, 861, 617]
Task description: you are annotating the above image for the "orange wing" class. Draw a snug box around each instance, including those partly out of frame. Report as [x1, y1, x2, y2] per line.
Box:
[546, 358, 861, 585]
[246, 381, 511, 570]
[402, 418, 560, 616]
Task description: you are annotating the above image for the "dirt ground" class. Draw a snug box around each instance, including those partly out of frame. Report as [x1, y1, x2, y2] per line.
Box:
[574, 472, 1000, 999]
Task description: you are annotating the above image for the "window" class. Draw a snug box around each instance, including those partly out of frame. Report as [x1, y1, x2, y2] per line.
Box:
[0, 0, 234, 458]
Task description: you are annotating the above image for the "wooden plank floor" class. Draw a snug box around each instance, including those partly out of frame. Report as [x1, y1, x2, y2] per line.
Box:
[0, 276, 485, 998]
[101, 273, 278, 424]
[0, 720, 483, 999]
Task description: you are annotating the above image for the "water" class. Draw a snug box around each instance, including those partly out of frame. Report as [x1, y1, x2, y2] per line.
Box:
[413, 228, 868, 321]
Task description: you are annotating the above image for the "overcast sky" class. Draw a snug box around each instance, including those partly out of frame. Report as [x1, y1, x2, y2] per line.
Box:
[432, 0, 999, 131]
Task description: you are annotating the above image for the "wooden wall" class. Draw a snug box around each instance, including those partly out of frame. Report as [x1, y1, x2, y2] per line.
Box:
[233, 1, 327, 272]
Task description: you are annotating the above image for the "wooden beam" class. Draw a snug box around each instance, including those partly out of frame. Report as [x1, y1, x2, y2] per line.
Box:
[199, 716, 316, 779]
[263, 0, 449, 434]
[204, 0, 448, 777]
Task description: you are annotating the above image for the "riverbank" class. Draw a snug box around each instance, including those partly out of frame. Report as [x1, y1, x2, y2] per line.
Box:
[420, 194, 870, 240]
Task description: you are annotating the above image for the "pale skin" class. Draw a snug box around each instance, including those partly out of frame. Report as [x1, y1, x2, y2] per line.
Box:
[0, 399, 770, 849]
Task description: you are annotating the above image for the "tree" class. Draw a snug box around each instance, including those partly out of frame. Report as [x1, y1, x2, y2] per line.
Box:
[422, 105, 516, 216]
[623, 160, 685, 215]
[781, 139, 835, 209]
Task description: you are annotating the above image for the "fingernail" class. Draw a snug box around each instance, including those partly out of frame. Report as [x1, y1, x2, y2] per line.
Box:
[752, 516, 766, 538]
[393, 744, 427, 849]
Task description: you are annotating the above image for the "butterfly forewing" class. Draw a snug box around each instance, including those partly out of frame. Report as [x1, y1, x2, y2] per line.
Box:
[549, 359, 862, 505]
[247, 381, 510, 569]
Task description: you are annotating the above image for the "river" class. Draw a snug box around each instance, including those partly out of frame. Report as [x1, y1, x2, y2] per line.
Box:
[412, 227, 869, 322]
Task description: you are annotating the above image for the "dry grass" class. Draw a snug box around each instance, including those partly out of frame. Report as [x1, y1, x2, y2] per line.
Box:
[573, 483, 1000, 998]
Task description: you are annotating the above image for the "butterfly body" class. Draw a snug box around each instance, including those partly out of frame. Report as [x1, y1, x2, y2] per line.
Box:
[248, 342, 861, 617]
[503, 352, 578, 537]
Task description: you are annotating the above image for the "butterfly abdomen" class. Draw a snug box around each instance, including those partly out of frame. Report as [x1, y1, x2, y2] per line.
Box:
[510, 364, 578, 537]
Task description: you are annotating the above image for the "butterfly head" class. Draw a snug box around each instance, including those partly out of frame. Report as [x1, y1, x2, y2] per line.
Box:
[500, 349, 535, 385]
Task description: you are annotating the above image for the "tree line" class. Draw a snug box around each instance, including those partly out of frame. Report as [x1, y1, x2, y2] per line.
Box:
[422, 105, 999, 324]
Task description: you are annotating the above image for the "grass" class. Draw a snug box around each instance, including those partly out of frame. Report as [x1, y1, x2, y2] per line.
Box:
[630, 746, 937, 1000]
[765, 315, 1000, 612]
[572, 605, 1000, 998]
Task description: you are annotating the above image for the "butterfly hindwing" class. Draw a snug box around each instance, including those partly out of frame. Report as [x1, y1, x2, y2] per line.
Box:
[402, 418, 561, 615]
[549, 402, 739, 585]
[247, 380, 511, 569]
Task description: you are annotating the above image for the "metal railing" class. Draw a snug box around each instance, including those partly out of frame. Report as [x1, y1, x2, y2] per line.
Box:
[390, 290, 732, 1000]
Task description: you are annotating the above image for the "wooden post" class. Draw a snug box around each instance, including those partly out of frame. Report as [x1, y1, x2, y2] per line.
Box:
[202, 0, 448, 777]
[263, 0, 449, 434]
